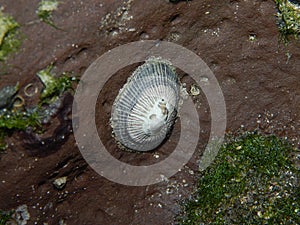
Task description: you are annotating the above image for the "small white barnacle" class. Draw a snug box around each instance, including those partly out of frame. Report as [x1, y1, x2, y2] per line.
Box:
[110, 57, 182, 151]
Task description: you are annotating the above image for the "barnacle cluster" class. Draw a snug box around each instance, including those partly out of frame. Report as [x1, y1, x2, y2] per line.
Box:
[275, 0, 300, 41]
[0, 9, 20, 61]
[99, 0, 134, 36]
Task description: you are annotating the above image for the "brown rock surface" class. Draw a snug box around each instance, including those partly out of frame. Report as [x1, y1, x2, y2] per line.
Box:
[0, 0, 299, 224]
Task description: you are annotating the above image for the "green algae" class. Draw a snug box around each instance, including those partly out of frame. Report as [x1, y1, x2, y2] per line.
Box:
[37, 0, 60, 29]
[0, 107, 41, 151]
[37, 65, 77, 104]
[275, 0, 300, 42]
[0, 10, 21, 61]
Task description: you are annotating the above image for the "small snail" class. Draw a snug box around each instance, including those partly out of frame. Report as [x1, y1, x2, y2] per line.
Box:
[110, 57, 182, 151]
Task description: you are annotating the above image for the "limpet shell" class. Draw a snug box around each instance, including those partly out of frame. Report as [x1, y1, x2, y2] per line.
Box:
[110, 58, 181, 151]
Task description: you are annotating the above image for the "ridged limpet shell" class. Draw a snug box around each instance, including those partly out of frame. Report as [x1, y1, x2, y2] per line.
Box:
[110, 58, 181, 151]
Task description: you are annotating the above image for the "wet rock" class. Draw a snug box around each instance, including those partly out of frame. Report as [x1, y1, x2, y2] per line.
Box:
[21, 93, 73, 156]
[169, 0, 191, 3]
[0, 0, 299, 225]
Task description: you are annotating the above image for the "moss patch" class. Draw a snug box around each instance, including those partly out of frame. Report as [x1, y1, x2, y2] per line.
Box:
[0, 10, 21, 61]
[178, 132, 300, 224]
[275, 0, 300, 42]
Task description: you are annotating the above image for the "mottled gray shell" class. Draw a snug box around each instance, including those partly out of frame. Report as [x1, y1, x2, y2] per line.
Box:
[0, 84, 18, 109]
[110, 58, 180, 151]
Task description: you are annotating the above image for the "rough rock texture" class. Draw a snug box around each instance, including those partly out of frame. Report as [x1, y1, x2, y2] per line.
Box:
[0, 0, 299, 224]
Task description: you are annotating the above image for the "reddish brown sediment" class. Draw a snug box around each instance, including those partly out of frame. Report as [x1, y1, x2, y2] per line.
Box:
[0, 0, 299, 224]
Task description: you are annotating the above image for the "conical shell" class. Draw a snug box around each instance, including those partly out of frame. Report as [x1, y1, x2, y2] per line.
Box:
[110, 58, 181, 151]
